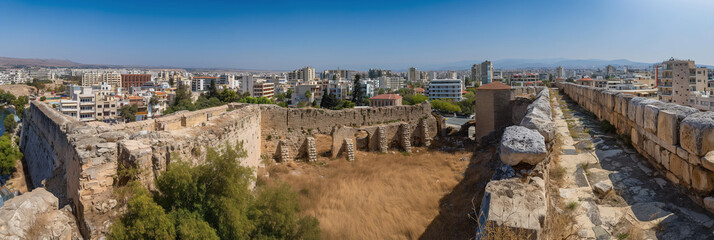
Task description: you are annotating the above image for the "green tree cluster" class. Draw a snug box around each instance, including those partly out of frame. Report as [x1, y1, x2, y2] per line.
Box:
[402, 94, 428, 105]
[119, 104, 139, 122]
[351, 74, 363, 106]
[0, 133, 22, 175]
[431, 99, 461, 113]
[4, 115, 17, 133]
[109, 142, 321, 240]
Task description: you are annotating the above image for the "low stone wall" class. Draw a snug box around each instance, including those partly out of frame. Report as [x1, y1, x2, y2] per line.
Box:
[260, 102, 438, 161]
[558, 82, 714, 212]
[478, 88, 553, 239]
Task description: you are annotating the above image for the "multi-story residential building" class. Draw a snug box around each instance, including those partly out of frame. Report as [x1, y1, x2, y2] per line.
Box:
[369, 94, 402, 107]
[368, 69, 391, 79]
[287, 67, 315, 85]
[427, 79, 463, 100]
[379, 76, 404, 90]
[328, 81, 352, 100]
[472, 60, 493, 85]
[509, 73, 538, 86]
[121, 74, 151, 88]
[360, 79, 378, 98]
[322, 69, 355, 80]
[59, 85, 118, 121]
[605, 65, 616, 78]
[191, 76, 219, 92]
[292, 84, 322, 104]
[252, 81, 275, 98]
[657, 59, 708, 105]
[556, 66, 565, 79]
[408, 67, 420, 82]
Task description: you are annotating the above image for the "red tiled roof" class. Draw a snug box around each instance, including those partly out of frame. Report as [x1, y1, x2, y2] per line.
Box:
[525, 81, 534, 84]
[370, 94, 402, 100]
[414, 87, 425, 92]
[578, 78, 594, 81]
[478, 81, 511, 90]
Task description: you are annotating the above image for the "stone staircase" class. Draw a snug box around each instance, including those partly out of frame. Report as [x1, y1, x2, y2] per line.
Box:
[307, 137, 317, 162]
[400, 123, 412, 153]
[378, 126, 388, 153]
[344, 138, 355, 161]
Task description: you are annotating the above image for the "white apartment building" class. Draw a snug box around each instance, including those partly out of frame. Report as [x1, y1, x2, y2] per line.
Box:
[60, 85, 118, 121]
[427, 79, 463, 100]
[379, 76, 404, 90]
[287, 67, 315, 85]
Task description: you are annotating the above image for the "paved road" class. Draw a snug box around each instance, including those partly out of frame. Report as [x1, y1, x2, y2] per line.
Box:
[444, 116, 471, 129]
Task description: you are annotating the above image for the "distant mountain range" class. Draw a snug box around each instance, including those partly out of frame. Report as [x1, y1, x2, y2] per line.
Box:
[417, 58, 658, 71]
[1, 56, 710, 72]
[0, 57, 85, 68]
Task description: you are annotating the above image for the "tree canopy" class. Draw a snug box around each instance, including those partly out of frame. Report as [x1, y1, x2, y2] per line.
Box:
[0, 133, 22, 176]
[110, 141, 321, 240]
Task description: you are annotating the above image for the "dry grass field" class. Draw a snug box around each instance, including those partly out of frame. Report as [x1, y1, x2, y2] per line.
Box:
[261, 145, 496, 240]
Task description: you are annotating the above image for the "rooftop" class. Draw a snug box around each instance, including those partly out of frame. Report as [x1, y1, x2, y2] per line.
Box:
[370, 94, 402, 100]
[478, 81, 511, 90]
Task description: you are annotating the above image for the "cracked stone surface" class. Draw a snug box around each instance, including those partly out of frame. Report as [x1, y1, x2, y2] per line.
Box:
[552, 89, 714, 239]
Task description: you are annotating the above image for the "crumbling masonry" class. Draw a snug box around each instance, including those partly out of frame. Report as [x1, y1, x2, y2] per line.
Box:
[18, 101, 438, 239]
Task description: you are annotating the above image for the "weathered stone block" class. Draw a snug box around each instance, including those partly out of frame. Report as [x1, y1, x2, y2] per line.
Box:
[644, 104, 662, 134]
[661, 149, 671, 170]
[478, 178, 546, 240]
[704, 197, 714, 214]
[670, 154, 689, 184]
[691, 166, 714, 192]
[701, 151, 714, 172]
[681, 112, 714, 156]
[500, 126, 547, 166]
[658, 106, 698, 146]
[677, 147, 690, 162]
[636, 99, 660, 128]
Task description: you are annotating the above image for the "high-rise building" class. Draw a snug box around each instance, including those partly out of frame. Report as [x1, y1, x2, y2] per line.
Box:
[408, 67, 420, 82]
[657, 58, 708, 105]
[288, 67, 316, 84]
[605, 65, 616, 78]
[368, 69, 391, 79]
[556, 66, 565, 79]
[472, 61, 493, 85]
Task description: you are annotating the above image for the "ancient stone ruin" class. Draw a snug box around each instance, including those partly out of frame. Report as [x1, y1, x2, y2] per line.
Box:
[16, 101, 439, 239]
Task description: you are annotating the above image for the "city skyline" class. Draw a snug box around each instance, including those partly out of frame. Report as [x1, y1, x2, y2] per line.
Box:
[1, 0, 713, 70]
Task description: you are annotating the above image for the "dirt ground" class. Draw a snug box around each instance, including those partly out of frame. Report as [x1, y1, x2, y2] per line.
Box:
[261, 142, 496, 240]
[0, 84, 36, 96]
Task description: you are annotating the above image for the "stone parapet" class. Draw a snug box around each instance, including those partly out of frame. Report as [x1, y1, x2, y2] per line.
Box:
[557, 82, 714, 214]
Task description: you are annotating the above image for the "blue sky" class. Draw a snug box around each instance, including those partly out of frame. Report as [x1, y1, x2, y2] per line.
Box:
[1, 0, 713, 70]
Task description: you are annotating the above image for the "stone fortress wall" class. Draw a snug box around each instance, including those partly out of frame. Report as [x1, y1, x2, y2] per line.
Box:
[477, 88, 555, 239]
[18, 100, 439, 239]
[558, 82, 714, 214]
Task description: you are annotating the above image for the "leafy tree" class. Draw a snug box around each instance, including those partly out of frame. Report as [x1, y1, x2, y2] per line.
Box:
[0, 134, 22, 175]
[250, 183, 321, 240]
[352, 74, 363, 105]
[207, 80, 219, 99]
[319, 88, 340, 110]
[239, 96, 274, 104]
[304, 90, 312, 103]
[431, 99, 461, 113]
[11, 96, 28, 119]
[119, 104, 139, 122]
[4, 115, 16, 133]
[403, 94, 428, 105]
[168, 78, 175, 87]
[297, 101, 307, 108]
[170, 209, 219, 240]
[109, 188, 176, 240]
[378, 88, 386, 95]
[285, 89, 294, 100]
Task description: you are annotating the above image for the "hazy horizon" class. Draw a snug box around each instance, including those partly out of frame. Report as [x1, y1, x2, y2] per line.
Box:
[1, 0, 713, 70]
